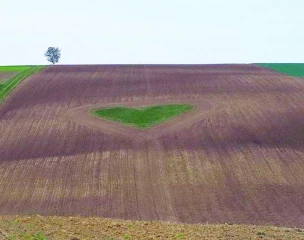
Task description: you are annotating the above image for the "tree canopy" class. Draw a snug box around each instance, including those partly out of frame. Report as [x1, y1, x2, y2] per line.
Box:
[45, 47, 61, 65]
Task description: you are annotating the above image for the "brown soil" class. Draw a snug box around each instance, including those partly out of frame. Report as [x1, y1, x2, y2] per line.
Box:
[1, 215, 304, 240]
[0, 72, 17, 84]
[1, 65, 304, 228]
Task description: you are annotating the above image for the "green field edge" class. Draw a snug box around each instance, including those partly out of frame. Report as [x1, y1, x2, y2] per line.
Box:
[0, 66, 32, 72]
[0, 66, 45, 103]
[90, 104, 193, 129]
[255, 63, 304, 78]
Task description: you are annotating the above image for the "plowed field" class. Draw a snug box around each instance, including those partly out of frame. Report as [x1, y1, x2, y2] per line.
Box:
[1, 65, 304, 227]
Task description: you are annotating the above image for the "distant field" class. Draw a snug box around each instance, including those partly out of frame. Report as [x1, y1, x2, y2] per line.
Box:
[0, 66, 43, 102]
[256, 63, 304, 77]
[0, 66, 33, 72]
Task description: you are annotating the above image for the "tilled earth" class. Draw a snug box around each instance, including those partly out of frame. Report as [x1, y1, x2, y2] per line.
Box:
[1, 65, 304, 227]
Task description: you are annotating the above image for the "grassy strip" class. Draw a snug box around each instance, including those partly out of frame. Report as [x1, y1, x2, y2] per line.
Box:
[0, 66, 44, 103]
[92, 104, 193, 129]
[1, 215, 303, 240]
[256, 63, 304, 78]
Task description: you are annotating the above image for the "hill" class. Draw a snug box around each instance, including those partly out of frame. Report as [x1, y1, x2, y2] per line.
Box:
[0, 64, 304, 229]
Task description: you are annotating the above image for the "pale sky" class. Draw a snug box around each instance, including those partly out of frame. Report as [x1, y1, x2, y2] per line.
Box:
[1, 0, 303, 65]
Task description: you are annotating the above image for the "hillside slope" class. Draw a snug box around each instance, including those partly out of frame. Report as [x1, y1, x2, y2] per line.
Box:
[1, 65, 304, 227]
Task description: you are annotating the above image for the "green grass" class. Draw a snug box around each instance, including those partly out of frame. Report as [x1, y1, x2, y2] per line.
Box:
[5, 220, 47, 240]
[256, 63, 304, 77]
[92, 104, 193, 129]
[0, 66, 44, 102]
[175, 233, 185, 239]
[0, 66, 33, 72]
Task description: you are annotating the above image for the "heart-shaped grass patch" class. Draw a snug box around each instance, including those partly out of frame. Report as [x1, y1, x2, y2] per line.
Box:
[91, 104, 193, 129]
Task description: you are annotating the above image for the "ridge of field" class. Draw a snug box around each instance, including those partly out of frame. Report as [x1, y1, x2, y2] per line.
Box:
[1, 215, 304, 240]
[0, 66, 44, 102]
[92, 104, 193, 128]
[256, 63, 304, 77]
[1, 64, 304, 228]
